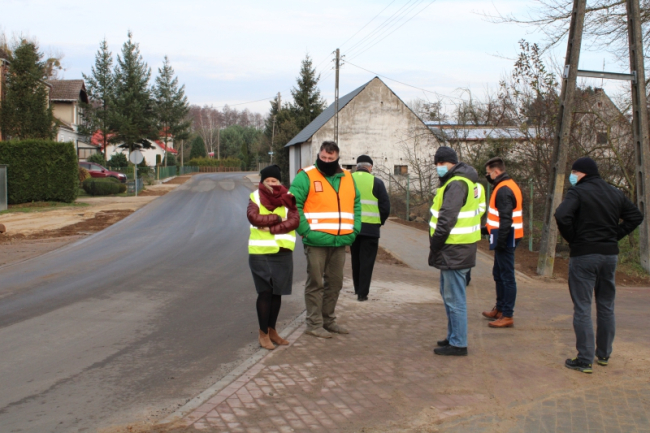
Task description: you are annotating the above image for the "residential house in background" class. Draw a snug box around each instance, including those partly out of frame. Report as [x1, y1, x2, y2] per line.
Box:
[48, 79, 97, 160]
[285, 77, 439, 182]
[100, 136, 177, 167]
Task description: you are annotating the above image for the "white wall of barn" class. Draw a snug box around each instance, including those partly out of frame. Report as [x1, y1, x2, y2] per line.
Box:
[288, 78, 439, 183]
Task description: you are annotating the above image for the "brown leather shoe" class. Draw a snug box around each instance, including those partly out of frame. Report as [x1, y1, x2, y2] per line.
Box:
[259, 330, 275, 350]
[488, 316, 514, 328]
[268, 327, 289, 345]
[482, 306, 501, 320]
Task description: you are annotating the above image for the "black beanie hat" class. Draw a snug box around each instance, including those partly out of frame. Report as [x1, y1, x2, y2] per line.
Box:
[571, 157, 599, 176]
[434, 146, 458, 164]
[356, 154, 373, 165]
[260, 164, 282, 182]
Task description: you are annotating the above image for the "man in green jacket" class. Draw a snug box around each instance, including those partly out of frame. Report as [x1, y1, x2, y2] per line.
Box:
[290, 141, 361, 338]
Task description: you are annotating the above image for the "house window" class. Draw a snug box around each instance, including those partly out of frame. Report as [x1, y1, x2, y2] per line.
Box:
[394, 165, 408, 175]
[596, 132, 607, 144]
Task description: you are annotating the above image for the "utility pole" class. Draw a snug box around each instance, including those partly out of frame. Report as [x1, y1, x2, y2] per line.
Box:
[270, 92, 280, 166]
[334, 48, 340, 144]
[217, 128, 220, 160]
[181, 139, 184, 167]
[626, 0, 650, 272]
[537, 0, 650, 275]
[537, 0, 586, 277]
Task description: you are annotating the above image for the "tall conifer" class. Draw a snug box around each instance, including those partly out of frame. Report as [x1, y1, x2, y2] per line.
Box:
[154, 56, 190, 166]
[81, 39, 115, 160]
[111, 32, 156, 153]
[0, 40, 55, 140]
[290, 55, 326, 130]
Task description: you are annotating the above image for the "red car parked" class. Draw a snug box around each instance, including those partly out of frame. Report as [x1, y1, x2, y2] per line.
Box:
[79, 162, 127, 183]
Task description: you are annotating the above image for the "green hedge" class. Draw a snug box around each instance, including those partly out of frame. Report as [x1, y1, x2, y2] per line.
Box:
[82, 177, 126, 195]
[0, 139, 79, 204]
[187, 157, 240, 167]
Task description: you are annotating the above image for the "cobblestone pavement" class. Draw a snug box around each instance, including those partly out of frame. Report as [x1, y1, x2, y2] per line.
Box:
[171, 246, 650, 433]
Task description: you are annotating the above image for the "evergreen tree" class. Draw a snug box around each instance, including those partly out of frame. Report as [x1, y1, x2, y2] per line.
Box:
[0, 40, 55, 140]
[81, 39, 115, 161]
[111, 32, 157, 153]
[189, 136, 207, 159]
[290, 54, 326, 130]
[263, 95, 299, 185]
[154, 56, 191, 166]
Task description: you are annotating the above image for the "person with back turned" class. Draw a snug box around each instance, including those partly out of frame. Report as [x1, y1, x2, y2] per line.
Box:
[429, 146, 484, 356]
[555, 157, 642, 374]
[290, 141, 361, 338]
[481, 157, 524, 328]
[350, 155, 390, 302]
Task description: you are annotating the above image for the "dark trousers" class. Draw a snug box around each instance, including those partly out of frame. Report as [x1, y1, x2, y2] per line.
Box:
[350, 235, 379, 297]
[568, 254, 618, 364]
[493, 240, 519, 317]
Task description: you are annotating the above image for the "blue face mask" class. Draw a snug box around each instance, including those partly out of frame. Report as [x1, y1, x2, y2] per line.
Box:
[436, 165, 448, 177]
[569, 173, 579, 186]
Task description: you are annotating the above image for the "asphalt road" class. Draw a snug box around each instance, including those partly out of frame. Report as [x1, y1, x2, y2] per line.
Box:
[0, 173, 307, 432]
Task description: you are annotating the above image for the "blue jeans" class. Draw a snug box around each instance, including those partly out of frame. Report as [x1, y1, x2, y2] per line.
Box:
[439, 269, 469, 348]
[493, 240, 520, 317]
[568, 254, 618, 364]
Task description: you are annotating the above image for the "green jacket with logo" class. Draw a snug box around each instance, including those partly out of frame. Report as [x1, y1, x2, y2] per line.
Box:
[289, 164, 361, 247]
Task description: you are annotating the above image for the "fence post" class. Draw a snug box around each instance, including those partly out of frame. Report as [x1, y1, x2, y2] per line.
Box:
[406, 176, 410, 221]
[529, 179, 534, 252]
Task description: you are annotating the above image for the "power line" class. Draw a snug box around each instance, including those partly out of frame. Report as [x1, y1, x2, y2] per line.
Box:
[344, 60, 463, 101]
[345, 0, 419, 55]
[339, 0, 398, 49]
[347, 0, 436, 61]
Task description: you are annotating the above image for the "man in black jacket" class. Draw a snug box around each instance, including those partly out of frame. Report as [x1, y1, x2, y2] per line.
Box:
[555, 157, 643, 374]
[350, 155, 391, 301]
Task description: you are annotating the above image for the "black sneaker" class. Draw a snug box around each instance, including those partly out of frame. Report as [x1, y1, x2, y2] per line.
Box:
[437, 339, 450, 347]
[565, 358, 593, 373]
[357, 295, 368, 302]
[596, 356, 609, 366]
[434, 345, 467, 356]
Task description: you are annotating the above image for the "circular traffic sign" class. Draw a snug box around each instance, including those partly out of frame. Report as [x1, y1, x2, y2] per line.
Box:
[129, 150, 144, 165]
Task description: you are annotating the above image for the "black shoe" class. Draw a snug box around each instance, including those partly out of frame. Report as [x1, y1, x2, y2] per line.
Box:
[596, 356, 609, 366]
[433, 345, 467, 356]
[437, 339, 450, 347]
[565, 357, 593, 373]
[358, 295, 368, 302]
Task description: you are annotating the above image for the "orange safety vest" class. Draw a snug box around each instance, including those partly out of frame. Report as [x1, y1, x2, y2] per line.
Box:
[487, 179, 524, 239]
[302, 165, 356, 235]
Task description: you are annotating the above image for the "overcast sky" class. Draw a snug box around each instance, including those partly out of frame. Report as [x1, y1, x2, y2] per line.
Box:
[2, 0, 626, 115]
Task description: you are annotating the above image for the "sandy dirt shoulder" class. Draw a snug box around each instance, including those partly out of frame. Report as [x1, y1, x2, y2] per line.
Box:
[0, 175, 195, 267]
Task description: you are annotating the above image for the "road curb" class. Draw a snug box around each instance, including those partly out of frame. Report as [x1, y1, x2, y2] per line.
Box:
[160, 310, 307, 424]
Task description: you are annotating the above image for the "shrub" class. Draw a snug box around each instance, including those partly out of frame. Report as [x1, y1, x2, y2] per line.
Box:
[88, 153, 106, 165]
[107, 153, 128, 169]
[79, 166, 90, 183]
[163, 153, 177, 166]
[82, 177, 121, 196]
[187, 157, 241, 167]
[0, 139, 79, 204]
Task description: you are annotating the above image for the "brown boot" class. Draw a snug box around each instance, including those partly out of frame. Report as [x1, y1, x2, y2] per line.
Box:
[482, 306, 501, 320]
[488, 316, 514, 328]
[268, 327, 289, 345]
[259, 330, 275, 350]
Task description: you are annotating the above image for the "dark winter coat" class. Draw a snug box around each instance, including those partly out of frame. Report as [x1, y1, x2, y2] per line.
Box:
[554, 175, 643, 257]
[428, 162, 479, 270]
[480, 173, 519, 250]
[247, 198, 300, 236]
[356, 167, 391, 238]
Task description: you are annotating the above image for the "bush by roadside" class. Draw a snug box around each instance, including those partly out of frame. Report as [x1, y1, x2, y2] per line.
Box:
[187, 157, 240, 167]
[0, 139, 79, 204]
[82, 177, 127, 196]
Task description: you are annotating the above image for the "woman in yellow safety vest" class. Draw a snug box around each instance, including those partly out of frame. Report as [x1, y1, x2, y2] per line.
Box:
[247, 165, 299, 350]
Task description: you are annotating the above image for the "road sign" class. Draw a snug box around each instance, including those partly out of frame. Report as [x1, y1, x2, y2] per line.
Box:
[268, 152, 274, 155]
[129, 150, 144, 165]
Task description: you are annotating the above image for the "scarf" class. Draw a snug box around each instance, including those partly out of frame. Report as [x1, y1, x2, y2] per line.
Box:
[258, 182, 296, 212]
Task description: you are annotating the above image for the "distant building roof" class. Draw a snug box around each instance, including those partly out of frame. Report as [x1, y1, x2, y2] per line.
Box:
[429, 125, 537, 141]
[285, 79, 374, 147]
[48, 79, 88, 103]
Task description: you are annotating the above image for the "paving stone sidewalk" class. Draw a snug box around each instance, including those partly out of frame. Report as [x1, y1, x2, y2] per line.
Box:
[175, 222, 650, 433]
